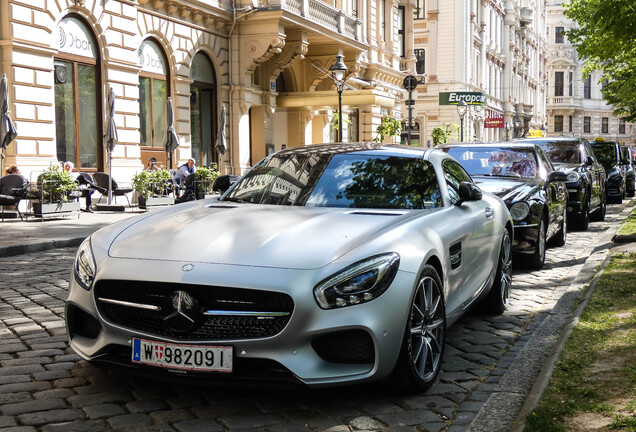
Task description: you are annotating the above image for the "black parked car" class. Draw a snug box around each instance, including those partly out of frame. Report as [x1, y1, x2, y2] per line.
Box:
[591, 139, 627, 204]
[517, 137, 606, 230]
[621, 145, 635, 197]
[441, 142, 568, 269]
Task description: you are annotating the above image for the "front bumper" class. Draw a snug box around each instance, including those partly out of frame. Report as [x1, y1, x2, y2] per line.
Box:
[511, 223, 539, 254]
[65, 257, 416, 387]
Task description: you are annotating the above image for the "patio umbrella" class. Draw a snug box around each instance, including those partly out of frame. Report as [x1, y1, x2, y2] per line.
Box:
[164, 97, 179, 168]
[215, 105, 227, 171]
[0, 73, 18, 176]
[104, 87, 118, 204]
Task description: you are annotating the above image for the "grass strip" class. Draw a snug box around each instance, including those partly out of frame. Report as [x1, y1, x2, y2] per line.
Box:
[524, 252, 636, 432]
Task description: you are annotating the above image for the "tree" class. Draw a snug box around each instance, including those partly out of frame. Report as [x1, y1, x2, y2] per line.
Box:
[373, 115, 402, 143]
[431, 123, 459, 146]
[565, 0, 636, 121]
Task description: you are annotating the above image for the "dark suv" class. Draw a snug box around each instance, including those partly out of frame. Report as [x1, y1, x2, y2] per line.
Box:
[622, 145, 635, 197]
[516, 137, 606, 230]
[591, 139, 627, 204]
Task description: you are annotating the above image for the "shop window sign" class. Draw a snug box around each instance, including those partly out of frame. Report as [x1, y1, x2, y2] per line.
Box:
[138, 40, 167, 75]
[57, 17, 96, 59]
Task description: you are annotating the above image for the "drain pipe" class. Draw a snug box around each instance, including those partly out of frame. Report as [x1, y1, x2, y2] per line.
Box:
[227, 1, 255, 175]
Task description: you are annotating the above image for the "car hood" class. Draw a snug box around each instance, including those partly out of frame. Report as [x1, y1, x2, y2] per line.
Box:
[108, 202, 413, 270]
[552, 162, 580, 172]
[472, 176, 541, 203]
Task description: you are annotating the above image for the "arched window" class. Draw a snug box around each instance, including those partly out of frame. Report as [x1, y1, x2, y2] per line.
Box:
[189, 52, 217, 167]
[55, 16, 101, 170]
[138, 39, 169, 166]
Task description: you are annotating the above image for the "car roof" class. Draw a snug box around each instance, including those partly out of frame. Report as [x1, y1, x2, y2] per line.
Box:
[515, 137, 585, 144]
[274, 142, 429, 158]
[440, 141, 538, 150]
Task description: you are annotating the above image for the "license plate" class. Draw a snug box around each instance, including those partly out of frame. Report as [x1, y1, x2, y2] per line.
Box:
[131, 338, 232, 372]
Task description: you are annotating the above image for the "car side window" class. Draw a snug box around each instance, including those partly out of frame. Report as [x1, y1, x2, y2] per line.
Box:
[443, 160, 473, 205]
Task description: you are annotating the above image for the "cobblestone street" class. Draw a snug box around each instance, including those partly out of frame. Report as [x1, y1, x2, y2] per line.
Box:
[0, 198, 632, 432]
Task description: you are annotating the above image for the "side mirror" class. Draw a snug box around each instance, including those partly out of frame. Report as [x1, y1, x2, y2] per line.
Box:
[213, 174, 240, 194]
[548, 171, 569, 183]
[456, 182, 482, 206]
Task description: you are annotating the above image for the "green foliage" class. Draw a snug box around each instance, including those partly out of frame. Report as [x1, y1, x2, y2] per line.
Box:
[373, 115, 402, 143]
[132, 169, 172, 199]
[35, 164, 77, 202]
[564, 0, 636, 121]
[330, 112, 352, 131]
[195, 165, 221, 194]
[431, 123, 460, 146]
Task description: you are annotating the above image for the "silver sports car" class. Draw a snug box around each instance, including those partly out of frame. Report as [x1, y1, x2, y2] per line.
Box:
[66, 143, 513, 393]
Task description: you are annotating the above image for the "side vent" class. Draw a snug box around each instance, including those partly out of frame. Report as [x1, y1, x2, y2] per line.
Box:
[449, 242, 462, 270]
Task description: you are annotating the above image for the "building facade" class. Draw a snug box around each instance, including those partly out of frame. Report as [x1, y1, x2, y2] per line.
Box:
[0, 0, 408, 185]
[408, 0, 548, 145]
[545, 1, 635, 146]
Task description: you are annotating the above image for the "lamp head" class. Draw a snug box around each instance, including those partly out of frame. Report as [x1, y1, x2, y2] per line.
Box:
[330, 54, 348, 82]
[514, 116, 522, 128]
[457, 100, 467, 118]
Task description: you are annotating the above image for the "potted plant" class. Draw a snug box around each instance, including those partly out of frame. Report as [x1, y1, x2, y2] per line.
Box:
[30, 164, 81, 218]
[373, 115, 402, 143]
[132, 169, 175, 209]
[194, 165, 221, 199]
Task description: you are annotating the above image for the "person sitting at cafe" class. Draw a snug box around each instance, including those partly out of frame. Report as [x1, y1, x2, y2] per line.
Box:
[174, 158, 196, 183]
[145, 157, 159, 172]
[4, 165, 20, 175]
[63, 161, 96, 213]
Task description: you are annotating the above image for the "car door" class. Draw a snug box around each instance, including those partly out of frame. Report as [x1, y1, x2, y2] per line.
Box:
[582, 141, 604, 208]
[441, 159, 498, 313]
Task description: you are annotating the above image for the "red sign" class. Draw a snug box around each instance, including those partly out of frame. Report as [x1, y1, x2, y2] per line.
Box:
[485, 118, 504, 128]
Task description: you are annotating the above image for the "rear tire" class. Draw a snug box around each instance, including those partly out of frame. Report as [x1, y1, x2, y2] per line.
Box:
[591, 193, 606, 222]
[392, 265, 446, 394]
[550, 207, 567, 247]
[529, 218, 546, 270]
[484, 229, 512, 314]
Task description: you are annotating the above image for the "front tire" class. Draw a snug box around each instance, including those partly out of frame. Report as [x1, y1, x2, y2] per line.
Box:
[483, 229, 512, 314]
[576, 195, 590, 230]
[392, 265, 446, 394]
[529, 218, 546, 270]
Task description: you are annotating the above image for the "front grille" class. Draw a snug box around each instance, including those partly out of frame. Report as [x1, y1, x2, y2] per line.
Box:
[94, 280, 294, 340]
[312, 329, 375, 364]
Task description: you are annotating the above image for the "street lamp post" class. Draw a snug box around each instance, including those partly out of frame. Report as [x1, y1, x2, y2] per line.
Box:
[457, 101, 467, 142]
[329, 54, 348, 142]
[505, 122, 511, 141]
[513, 115, 522, 139]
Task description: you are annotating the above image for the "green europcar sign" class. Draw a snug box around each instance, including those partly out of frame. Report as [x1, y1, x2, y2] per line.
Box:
[439, 92, 488, 106]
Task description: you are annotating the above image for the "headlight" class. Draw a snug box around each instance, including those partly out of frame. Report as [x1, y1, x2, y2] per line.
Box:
[314, 253, 399, 309]
[74, 237, 96, 290]
[509, 202, 530, 221]
[566, 171, 580, 183]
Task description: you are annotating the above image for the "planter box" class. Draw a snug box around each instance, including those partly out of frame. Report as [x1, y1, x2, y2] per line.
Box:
[139, 196, 175, 209]
[32, 200, 81, 219]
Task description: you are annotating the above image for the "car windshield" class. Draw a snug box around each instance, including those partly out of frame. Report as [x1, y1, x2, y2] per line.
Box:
[222, 152, 443, 209]
[591, 144, 618, 171]
[531, 140, 582, 164]
[444, 147, 538, 179]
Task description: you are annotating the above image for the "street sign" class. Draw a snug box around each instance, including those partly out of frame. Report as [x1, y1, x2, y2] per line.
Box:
[405, 99, 415, 106]
[403, 75, 418, 91]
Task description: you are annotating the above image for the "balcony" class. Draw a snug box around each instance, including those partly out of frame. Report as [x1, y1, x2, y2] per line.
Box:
[548, 97, 577, 106]
[519, 7, 533, 27]
[266, 0, 362, 42]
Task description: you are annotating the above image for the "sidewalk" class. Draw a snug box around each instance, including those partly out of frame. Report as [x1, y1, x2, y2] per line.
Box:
[0, 209, 142, 257]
